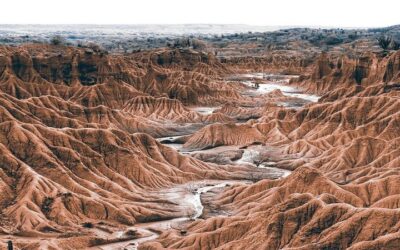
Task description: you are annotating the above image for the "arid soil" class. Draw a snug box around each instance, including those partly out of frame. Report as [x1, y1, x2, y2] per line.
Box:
[0, 43, 400, 250]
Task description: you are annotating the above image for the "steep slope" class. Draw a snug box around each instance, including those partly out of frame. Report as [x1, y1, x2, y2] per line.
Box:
[140, 167, 400, 250]
[140, 50, 400, 250]
[295, 50, 400, 95]
[0, 119, 253, 232]
[123, 96, 232, 123]
[0, 44, 257, 249]
[183, 123, 266, 150]
[0, 44, 241, 107]
[2, 42, 400, 250]
[253, 87, 400, 183]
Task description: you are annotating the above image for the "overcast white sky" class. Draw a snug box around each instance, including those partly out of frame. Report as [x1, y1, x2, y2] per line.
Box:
[1, 0, 399, 28]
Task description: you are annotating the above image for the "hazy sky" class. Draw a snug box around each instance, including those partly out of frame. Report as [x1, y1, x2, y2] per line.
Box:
[2, 0, 399, 28]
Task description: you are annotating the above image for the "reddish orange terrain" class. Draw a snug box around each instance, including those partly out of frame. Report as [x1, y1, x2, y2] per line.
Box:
[0, 43, 400, 250]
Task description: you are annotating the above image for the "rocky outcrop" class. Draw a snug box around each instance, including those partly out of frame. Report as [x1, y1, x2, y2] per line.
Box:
[254, 89, 400, 184]
[183, 123, 266, 150]
[221, 51, 315, 74]
[0, 45, 240, 107]
[296, 50, 400, 95]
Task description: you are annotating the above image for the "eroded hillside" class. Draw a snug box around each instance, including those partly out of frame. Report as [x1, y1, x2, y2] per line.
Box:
[0, 42, 400, 250]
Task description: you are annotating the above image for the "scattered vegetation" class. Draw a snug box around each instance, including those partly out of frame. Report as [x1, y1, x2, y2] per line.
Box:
[377, 36, 400, 50]
[41, 197, 54, 215]
[1, 25, 400, 55]
[167, 38, 207, 50]
[124, 229, 139, 237]
[50, 35, 66, 45]
[82, 222, 94, 228]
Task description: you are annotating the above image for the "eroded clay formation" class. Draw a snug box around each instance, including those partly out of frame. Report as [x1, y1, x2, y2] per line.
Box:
[0, 39, 400, 250]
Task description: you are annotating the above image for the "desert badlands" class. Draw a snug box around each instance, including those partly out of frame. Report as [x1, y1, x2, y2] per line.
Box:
[0, 23, 399, 250]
